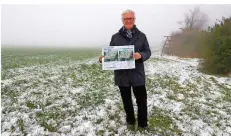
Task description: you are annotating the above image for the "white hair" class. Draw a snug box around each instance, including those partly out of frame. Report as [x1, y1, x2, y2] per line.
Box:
[121, 10, 135, 19]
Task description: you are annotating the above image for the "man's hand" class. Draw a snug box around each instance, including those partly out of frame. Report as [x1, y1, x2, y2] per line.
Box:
[99, 56, 104, 63]
[134, 52, 142, 60]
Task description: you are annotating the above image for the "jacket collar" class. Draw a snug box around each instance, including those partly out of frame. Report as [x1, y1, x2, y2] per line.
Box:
[119, 25, 141, 44]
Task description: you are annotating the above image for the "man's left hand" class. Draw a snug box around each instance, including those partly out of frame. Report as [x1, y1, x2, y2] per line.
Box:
[134, 52, 142, 60]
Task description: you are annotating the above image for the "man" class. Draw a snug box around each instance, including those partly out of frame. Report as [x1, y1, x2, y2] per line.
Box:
[99, 10, 151, 129]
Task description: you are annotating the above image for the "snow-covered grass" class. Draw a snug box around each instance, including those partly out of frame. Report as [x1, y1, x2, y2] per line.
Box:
[1, 49, 231, 136]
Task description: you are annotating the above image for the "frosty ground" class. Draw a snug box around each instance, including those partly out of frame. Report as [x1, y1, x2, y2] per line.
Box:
[1, 48, 231, 136]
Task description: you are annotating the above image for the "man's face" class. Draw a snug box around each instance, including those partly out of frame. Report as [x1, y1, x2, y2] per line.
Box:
[122, 13, 135, 30]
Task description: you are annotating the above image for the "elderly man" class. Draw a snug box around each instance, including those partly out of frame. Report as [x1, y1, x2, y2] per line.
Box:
[99, 10, 151, 129]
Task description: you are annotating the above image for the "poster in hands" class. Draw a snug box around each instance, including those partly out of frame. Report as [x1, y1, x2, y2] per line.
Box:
[102, 45, 135, 70]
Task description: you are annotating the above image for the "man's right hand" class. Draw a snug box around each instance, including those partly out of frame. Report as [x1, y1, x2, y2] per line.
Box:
[99, 56, 104, 63]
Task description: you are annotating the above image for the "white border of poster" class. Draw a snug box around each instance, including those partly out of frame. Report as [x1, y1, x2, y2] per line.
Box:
[102, 45, 135, 70]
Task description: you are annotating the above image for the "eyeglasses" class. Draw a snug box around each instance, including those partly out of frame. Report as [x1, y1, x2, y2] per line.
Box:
[122, 18, 135, 21]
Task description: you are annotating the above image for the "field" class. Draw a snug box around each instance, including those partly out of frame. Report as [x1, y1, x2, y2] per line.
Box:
[1, 48, 231, 136]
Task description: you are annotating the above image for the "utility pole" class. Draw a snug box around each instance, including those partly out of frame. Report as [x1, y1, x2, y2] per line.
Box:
[161, 36, 172, 56]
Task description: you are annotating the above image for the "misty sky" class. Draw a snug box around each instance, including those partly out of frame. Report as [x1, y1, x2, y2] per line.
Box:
[1, 4, 231, 49]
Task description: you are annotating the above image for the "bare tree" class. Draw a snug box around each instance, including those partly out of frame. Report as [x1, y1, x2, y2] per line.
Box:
[178, 7, 208, 31]
[165, 7, 209, 57]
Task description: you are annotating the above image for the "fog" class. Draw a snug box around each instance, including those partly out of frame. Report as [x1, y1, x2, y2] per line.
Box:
[1, 4, 231, 49]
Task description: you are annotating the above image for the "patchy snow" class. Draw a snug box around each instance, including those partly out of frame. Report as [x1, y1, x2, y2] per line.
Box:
[177, 93, 185, 100]
[70, 87, 84, 94]
[1, 51, 231, 135]
[58, 125, 71, 133]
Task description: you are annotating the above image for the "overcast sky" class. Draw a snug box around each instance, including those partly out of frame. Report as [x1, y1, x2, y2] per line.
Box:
[1, 4, 231, 49]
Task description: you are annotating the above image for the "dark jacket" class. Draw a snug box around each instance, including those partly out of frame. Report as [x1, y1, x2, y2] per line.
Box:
[110, 26, 151, 86]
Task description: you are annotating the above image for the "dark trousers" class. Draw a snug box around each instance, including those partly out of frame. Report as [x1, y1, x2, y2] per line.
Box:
[119, 85, 148, 127]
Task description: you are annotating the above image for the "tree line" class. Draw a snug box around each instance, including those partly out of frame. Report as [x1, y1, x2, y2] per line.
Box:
[162, 7, 231, 76]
